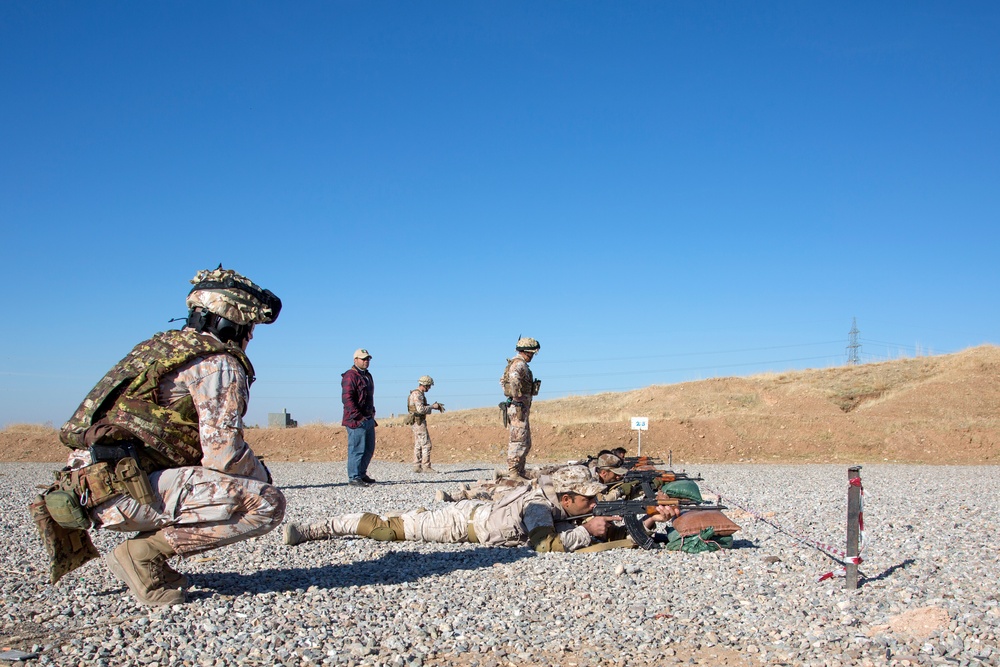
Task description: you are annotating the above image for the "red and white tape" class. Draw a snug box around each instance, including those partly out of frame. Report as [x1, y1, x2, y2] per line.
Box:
[705, 475, 865, 582]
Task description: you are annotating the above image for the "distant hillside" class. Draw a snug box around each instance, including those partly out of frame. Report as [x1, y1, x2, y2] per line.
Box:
[4, 345, 999, 465]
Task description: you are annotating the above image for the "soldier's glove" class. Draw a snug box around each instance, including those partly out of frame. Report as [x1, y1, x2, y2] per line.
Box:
[435, 403, 445, 412]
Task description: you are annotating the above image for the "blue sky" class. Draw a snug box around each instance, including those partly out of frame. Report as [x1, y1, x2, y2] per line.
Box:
[2, 2, 997, 428]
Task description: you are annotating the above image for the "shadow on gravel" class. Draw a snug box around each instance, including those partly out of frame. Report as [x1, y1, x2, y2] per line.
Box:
[190, 547, 534, 597]
[866, 558, 916, 582]
[278, 477, 477, 494]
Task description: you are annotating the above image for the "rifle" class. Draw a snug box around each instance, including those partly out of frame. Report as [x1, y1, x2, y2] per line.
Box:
[620, 455, 664, 468]
[582, 497, 728, 550]
[610, 468, 703, 501]
[622, 469, 702, 483]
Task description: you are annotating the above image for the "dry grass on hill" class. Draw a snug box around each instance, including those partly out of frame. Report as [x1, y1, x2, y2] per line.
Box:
[3, 345, 999, 465]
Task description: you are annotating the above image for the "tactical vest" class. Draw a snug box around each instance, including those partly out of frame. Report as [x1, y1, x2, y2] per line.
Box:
[407, 389, 427, 425]
[59, 329, 255, 472]
[500, 357, 533, 398]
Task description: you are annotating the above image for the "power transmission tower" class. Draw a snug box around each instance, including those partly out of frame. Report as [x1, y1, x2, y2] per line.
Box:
[846, 317, 861, 365]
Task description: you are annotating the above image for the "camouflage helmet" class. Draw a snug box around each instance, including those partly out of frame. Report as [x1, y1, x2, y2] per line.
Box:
[594, 453, 628, 475]
[186, 266, 282, 326]
[515, 337, 541, 353]
[418, 375, 434, 387]
[551, 465, 605, 497]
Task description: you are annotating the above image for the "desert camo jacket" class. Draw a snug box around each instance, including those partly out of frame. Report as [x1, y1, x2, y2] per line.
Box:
[407, 388, 434, 424]
[504, 356, 534, 406]
[67, 352, 267, 481]
[476, 479, 592, 551]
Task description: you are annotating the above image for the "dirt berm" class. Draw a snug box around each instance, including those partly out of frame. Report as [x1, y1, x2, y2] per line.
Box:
[4, 345, 999, 465]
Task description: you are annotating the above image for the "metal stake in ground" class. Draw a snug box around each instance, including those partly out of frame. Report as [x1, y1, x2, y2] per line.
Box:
[846, 465, 863, 590]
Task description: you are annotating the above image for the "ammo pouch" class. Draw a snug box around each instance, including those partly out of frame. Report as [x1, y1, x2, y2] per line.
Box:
[54, 456, 155, 510]
[29, 493, 100, 584]
[402, 413, 416, 426]
[44, 490, 91, 531]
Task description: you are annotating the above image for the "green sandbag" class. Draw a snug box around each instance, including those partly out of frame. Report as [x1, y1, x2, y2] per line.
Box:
[660, 479, 703, 502]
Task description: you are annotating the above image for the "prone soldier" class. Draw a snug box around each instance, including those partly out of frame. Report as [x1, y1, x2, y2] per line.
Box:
[285, 465, 679, 552]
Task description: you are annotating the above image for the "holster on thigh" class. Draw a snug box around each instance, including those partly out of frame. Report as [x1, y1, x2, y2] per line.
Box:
[357, 513, 404, 541]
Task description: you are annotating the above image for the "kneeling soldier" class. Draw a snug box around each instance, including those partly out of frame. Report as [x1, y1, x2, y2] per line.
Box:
[30, 267, 285, 606]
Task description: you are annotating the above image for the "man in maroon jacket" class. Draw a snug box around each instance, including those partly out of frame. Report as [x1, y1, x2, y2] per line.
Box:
[342, 348, 377, 487]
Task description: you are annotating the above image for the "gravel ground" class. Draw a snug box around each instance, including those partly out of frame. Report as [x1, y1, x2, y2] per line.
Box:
[2, 462, 999, 667]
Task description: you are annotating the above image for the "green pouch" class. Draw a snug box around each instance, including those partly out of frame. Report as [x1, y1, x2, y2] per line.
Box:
[30, 494, 99, 584]
[661, 479, 704, 502]
[44, 490, 92, 531]
[663, 526, 733, 553]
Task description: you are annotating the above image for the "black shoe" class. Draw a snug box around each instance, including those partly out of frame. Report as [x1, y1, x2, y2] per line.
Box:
[361, 475, 378, 484]
[348, 478, 370, 488]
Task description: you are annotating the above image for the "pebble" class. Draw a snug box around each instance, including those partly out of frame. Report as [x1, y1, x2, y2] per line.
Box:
[1, 462, 999, 666]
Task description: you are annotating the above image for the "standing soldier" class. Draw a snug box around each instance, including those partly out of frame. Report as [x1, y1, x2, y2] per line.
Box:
[32, 267, 285, 607]
[408, 375, 444, 473]
[500, 337, 541, 481]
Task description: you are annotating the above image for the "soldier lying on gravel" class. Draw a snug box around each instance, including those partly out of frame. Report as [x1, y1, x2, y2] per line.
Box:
[435, 452, 633, 504]
[284, 465, 679, 552]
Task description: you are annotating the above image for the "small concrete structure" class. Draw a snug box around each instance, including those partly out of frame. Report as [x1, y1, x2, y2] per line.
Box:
[268, 409, 298, 429]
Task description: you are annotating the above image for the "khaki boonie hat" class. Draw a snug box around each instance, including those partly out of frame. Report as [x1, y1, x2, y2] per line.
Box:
[418, 375, 434, 386]
[595, 453, 628, 475]
[551, 465, 605, 496]
[354, 348, 372, 360]
[516, 337, 540, 353]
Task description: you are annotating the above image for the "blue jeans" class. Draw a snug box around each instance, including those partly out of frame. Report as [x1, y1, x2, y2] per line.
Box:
[347, 418, 376, 480]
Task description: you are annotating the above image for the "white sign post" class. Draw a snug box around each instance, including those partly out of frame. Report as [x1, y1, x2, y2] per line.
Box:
[630, 416, 649, 456]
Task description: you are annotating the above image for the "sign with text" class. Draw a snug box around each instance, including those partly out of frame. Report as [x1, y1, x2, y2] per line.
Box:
[630, 417, 649, 431]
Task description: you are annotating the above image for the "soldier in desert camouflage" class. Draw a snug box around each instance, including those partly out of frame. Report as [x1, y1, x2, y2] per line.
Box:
[500, 337, 541, 481]
[434, 451, 631, 503]
[284, 465, 676, 552]
[31, 267, 284, 607]
[408, 375, 444, 473]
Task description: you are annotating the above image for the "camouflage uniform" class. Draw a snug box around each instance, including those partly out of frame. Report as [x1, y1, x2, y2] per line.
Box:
[288, 478, 594, 551]
[441, 477, 534, 503]
[408, 388, 434, 469]
[599, 479, 645, 502]
[502, 355, 535, 476]
[69, 352, 285, 556]
[35, 267, 284, 605]
[286, 466, 613, 552]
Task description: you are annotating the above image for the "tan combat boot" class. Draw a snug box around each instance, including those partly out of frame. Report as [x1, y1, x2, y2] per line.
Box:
[161, 561, 190, 589]
[283, 521, 332, 546]
[412, 464, 423, 473]
[105, 531, 186, 606]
